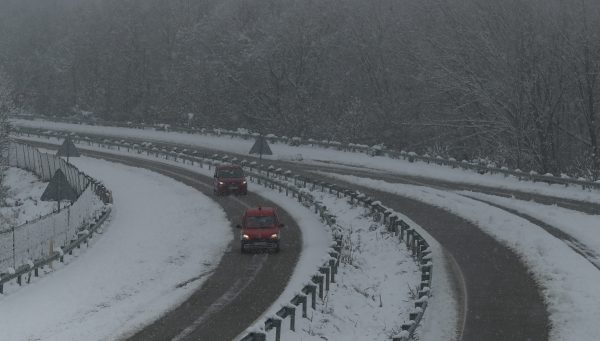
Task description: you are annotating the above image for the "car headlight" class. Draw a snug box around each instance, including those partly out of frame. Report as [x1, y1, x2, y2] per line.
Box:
[270, 234, 279, 239]
[242, 180, 247, 185]
[218, 181, 224, 185]
[242, 234, 250, 240]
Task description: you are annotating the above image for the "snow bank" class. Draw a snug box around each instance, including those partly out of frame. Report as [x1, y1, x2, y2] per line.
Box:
[328, 174, 600, 341]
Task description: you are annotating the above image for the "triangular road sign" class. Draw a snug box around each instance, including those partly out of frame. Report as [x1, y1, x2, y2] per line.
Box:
[249, 135, 273, 156]
[56, 136, 80, 157]
[41, 169, 78, 202]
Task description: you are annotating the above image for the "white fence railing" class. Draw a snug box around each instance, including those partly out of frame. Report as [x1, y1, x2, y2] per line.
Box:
[1, 142, 110, 290]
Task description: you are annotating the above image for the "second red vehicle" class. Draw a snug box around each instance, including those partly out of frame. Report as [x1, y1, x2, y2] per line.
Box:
[213, 164, 248, 195]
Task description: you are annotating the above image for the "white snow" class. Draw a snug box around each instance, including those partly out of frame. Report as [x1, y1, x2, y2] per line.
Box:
[11, 135, 431, 340]
[245, 185, 424, 341]
[1, 167, 57, 226]
[19, 119, 600, 340]
[65, 142, 425, 341]
[0, 156, 232, 341]
[325, 173, 600, 341]
[459, 191, 600, 262]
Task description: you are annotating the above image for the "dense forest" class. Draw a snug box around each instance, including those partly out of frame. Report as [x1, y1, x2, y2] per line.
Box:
[0, 0, 599, 178]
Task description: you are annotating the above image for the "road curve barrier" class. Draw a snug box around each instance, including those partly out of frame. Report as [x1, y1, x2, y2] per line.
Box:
[12, 129, 432, 340]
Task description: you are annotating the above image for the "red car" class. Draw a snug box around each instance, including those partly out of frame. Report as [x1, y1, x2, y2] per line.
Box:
[237, 207, 284, 253]
[213, 164, 248, 195]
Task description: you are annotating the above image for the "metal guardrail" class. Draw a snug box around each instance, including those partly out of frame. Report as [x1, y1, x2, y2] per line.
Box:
[10, 115, 600, 190]
[13, 129, 432, 340]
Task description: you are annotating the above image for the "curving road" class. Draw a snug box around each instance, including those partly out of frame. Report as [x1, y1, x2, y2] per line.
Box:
[22, 134, 600, 341]
[25, 142, 302, 341]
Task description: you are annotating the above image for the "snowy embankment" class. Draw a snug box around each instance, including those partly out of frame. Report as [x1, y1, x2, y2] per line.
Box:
[13, 118, 600, 204]
[1, 167, 56, 226]
[0, 156, 231, 341]
[250, 185, 425, 340]
[459, 191, 600, 263]
[326, 174, 600, 341]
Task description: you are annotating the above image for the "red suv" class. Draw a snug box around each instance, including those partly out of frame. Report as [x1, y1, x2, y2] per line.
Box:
[237, 207, 284, 253]
[213, 164, 248, 195]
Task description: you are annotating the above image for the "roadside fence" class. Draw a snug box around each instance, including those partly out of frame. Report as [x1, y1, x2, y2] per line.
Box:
[0, 142, 111, 294]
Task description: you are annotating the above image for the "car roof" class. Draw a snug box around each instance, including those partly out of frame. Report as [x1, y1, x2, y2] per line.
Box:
[245, 207, 276, 216]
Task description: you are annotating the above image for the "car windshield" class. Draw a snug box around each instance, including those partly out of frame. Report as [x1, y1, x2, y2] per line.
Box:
[217, 168, 244, 178]
[246, 216, 275, 228]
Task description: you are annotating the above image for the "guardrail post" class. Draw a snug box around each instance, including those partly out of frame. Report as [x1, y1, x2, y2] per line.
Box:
[291, 294, 308, 317]
[399, 220, 409, 240]
[289, 307, 296, 331]
[389, 216, 398, 233]
[418, 242, 428, 264]
[302, 284, 317, 309]
[264, 317, 281, 341]
[421, 270, 431, 283]
[411, 234, 418, 257]
[384, 211, 391, 225]
[328, 254, 338, 282]
[406, 229, 413, 248]
[312, 274, 324, 299]
[319, 266, 330, 291]
[276, 306, 296, 331]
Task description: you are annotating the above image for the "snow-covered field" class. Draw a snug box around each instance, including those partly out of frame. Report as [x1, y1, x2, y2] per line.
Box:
[0, 157, 232, 341]
[326, 174, 600, 341]
[1, 167, 56, 226]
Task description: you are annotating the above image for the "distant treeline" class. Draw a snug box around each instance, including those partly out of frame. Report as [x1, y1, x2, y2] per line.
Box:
[0, 0, 599, 178]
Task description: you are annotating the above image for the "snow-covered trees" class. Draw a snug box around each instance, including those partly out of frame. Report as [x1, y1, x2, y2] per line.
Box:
[0, 0, 598, 178]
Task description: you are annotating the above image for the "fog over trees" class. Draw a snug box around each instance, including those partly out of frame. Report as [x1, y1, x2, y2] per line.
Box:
[0, 0, 599, 178]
